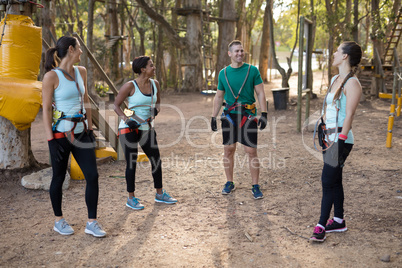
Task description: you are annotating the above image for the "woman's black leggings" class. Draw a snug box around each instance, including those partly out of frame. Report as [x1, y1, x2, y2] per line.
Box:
[319, 141, 353, 226]
[49, 131, 99, 219]
[119, 128, 162, 193]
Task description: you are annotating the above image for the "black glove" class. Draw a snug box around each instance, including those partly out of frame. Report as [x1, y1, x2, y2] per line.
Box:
[125, 119, 140, 130]
[211, 117, 217, 132]
[152, 108, 159, 117]
[338, 139, 345, 167]
[48, 139, 65, 163]
[258, 112, 268, 130]
[87, 129, 96, 143]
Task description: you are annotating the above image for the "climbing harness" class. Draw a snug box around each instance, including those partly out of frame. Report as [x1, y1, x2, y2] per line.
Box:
[52, 67, 87, 142]
[123, 80, 156, 132]
[313, 76, 343, 152]
[222, 64, 257, 127]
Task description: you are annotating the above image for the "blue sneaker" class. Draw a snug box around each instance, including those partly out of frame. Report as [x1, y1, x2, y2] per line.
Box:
[155, 190, 177, 204]
[85, 220, 106, 238]
[126, 197, 144, 210]
[252, 184, 263, 199]
[53, 218, 74, 235]
[222, 181, 235, 194]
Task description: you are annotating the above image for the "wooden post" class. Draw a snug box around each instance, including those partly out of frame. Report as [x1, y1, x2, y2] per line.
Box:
[297, 16, 304, 132]
[396, 51, 402, 117]
[374, 47, 386, 94]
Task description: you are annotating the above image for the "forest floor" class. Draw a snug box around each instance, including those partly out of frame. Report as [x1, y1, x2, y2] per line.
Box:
[0, 71, 401, 267]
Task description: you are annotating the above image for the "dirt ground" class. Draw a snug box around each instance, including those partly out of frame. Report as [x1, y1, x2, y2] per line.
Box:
[0, 71, 401, 267]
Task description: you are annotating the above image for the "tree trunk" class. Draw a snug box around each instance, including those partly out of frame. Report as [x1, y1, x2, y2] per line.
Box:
[325, 0, 338, 84]
[0, 118, 38, 169]
[169, 0, 181, 90]
[215, 0, 236, 85]
[244, 0, 265, 62]
[39, 0, 56, 80]
[86, 0, 102, 103]
[66, 0, 75, 34]
[365, 3, 370, 50]
[134, 0, 203, 91]
[235, 0, 246, 41]
[259, 0, 270, 83]
[108, 1, 120, 80]
[122, 0, 139, 60]
[344, 0, 352, 40]
[182, 0, 203, 91]
[371, 0, 383, 61]
[155, 0, 165, 89]
[267, 0, 289, 88]
[352, 0, 359, 42]
[72, 0, 86, 68]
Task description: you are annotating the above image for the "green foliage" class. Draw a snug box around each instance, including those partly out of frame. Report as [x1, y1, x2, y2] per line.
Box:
[41, 0, 399, 85]
[95, 82, 110, 97]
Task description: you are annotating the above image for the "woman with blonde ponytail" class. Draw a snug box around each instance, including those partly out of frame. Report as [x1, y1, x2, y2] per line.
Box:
[310, 41, 362, 242]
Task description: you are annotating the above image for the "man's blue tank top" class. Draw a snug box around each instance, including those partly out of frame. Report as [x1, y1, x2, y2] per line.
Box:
[53, 66, 87, 133]
[325, 75, 360, 144]
[118, 79, 157, 131]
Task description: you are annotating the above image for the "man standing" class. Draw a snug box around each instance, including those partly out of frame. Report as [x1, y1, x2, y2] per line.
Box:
[211, 40, 267, 199]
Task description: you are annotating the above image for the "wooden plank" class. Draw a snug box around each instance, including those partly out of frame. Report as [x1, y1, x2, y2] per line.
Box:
[88, 95, 118, 152]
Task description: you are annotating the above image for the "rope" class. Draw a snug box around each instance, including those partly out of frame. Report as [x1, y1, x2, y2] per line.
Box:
[28, 1, 44, 8]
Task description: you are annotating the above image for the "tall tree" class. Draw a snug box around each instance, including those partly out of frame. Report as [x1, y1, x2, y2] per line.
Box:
[85, 0, 102, 103]
[235, 0, 264, 61]
[155, 0, 167, 89]
[244, 0, 265, 60]
[107, 1, 120, 80]
[371, 0, 383, 60]
[39, 0, 56, 80]
[215, 0, 236, 85]
[259, 0, 271, 83]
[168, 0, 181, 89]
[235, 0, 246, 42]
[352, 0, 359, 42]
[325, 0, 339, 82]
[267, 0, 300, 88]
[134, 0, 203, 91]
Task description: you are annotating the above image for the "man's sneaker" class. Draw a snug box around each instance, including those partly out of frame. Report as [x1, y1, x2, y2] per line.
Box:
[252, 184, 263, 199]
[222, 181, 235, 194]
[53, 218, 74, 235]
[325, 219, 347, 233]
[126, 197, 144, 210]
[310, 226, 326, 242]
[155, 190, 177, 204]
[85, 220, 106, 238]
